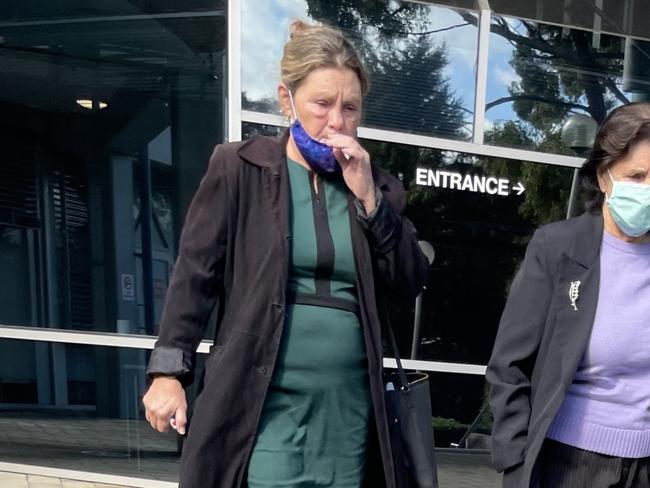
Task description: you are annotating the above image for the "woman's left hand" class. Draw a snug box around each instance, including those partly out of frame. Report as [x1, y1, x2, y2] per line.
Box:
[322, 133, 376, 214]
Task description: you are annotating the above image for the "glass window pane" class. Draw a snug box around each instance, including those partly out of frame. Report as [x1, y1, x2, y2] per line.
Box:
[0, 4, 227, 334]
[0, 340, 38, 403]
[1, 1, 225, 21]
[489, 0, 650, 41]
[360, 139, 576, 365]
[485, 15, 633, 155]
[427, 372, 498, 487]
[438, 449, 499, 487]
[242, 122, 284, 139]
[0, 226, 37, 326]
[0, 340, 209, 480]
[407, 0, 478, 10]
[1, 340, 500, 484]
[241, 0, 478, 139]
[239, 125, 578, 366]
[383, 368, 498, 486]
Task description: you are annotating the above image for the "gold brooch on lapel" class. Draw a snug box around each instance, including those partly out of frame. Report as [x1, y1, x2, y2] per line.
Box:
[569, 281, 581, 311]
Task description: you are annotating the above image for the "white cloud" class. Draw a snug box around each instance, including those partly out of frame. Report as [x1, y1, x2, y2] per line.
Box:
[489, 26, 515, 57]
[493, 66, 520, 88]
[241, 0, 309, 102]
[423, 7, 479, 71]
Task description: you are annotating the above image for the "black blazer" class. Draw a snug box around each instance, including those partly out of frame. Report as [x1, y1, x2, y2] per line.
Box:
[487, 212, 604, 488]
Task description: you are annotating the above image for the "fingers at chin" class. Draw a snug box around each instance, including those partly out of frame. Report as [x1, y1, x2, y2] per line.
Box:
[333, 149, 351, 167]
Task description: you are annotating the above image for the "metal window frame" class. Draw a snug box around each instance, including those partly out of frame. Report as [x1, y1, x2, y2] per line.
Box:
[0, 325, 486, 375]
[226, 0, 242, 142]
[489, 3, 650, 43]
[0, 10, 226, 28]
[241, 110, 584, 168]
[472, 5, 491, 144]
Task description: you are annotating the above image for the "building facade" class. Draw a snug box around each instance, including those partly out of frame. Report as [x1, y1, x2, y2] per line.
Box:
[0, 0, 648, 486]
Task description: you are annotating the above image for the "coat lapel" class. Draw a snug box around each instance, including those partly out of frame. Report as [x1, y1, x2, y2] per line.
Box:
[237, 130, 291, 290]
[554, 213, 604, 386]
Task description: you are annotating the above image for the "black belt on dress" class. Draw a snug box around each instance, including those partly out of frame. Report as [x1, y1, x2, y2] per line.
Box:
[286, 291, 360, 316]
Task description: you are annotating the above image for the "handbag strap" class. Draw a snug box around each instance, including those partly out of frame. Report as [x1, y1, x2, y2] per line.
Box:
[381, 300, 411, 391]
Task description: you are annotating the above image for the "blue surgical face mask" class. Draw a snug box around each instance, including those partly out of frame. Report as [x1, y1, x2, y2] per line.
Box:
[287, 90, 340, 173]
[605, 170, 650, 237]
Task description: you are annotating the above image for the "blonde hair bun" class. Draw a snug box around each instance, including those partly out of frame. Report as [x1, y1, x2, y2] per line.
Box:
[281, 19, 369, 95]
[288, 19, 308, 39]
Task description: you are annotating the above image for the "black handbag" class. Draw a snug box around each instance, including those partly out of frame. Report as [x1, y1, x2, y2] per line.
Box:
[383, 304, 439, 488]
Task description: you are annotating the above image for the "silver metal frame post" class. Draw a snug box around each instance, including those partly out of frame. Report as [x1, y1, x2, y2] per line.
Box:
[411, 241, 435, 360]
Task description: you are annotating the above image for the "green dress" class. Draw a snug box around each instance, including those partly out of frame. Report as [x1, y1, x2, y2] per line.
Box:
[247, 159, 371, 488]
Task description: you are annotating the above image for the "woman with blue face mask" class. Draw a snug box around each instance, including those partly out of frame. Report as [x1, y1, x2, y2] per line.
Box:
[142, 19, 430, 488]
[488, 101, 650, 488]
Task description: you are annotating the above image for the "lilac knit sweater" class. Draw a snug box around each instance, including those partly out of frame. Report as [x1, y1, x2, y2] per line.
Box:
[546, 231, 650, 457]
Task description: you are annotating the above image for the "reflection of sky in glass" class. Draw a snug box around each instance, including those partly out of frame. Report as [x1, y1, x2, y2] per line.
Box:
[241, 0, 306, 105]
[485, 25, 519, 129]
[411, 7, 478, 118]
[241, 0, 478, 139]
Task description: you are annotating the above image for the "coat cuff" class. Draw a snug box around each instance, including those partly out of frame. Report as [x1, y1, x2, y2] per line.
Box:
[354, 186, 401, 253]
[146, 346, 194, 385]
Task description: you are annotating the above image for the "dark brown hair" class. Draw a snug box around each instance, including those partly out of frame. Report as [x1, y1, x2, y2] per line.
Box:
[579, 102, 650, 213]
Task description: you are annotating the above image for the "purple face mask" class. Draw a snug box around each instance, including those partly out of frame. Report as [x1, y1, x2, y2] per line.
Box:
[287, 90, 340, 173]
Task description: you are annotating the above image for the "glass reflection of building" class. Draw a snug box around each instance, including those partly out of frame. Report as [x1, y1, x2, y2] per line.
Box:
[1, 1, 649, 486]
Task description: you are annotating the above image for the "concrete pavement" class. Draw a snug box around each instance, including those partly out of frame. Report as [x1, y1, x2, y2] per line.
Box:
[0, 472, 133, 488]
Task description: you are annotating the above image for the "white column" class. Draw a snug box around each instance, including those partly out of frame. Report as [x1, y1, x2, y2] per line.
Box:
[472, 6, 491, 145]
[227, 0, 242, 142]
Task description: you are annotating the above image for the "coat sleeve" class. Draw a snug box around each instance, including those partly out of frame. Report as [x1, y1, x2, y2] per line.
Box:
[486, 227, 553, 475]
[354, 183, 429, 300]
[146, 144, 230, 386]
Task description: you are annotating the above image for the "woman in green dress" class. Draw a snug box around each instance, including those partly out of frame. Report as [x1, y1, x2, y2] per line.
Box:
[143, 19, 429, 488]
[248, 21, 379, 487]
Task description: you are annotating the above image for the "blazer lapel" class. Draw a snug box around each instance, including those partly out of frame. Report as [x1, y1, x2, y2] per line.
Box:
[554, 213, 604, 386]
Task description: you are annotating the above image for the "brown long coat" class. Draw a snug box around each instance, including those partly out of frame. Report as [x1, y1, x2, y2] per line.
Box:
[147, 130, 429, 488]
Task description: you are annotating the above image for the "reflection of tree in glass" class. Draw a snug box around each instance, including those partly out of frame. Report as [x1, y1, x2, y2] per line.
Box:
[461, 12, 626, 136]
[362, 141, 542, 426]
[484, 122, 574, 226]
[305, 0, 469, 138]
[241, 121, 283, 140]
[363, 38, 468, 137]
[242, 93, 279, 115]
[305, 0, 427, 45]
[455, 14, 610, 221]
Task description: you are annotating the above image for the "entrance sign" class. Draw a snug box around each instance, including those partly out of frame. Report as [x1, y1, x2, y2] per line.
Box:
[416, 168, 525, 197]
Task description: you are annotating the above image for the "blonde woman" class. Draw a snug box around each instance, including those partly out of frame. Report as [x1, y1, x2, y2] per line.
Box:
[142, 20, 428, 488]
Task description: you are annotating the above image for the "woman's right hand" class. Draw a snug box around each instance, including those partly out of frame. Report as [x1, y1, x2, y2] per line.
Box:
[143, 375, 188, 435]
